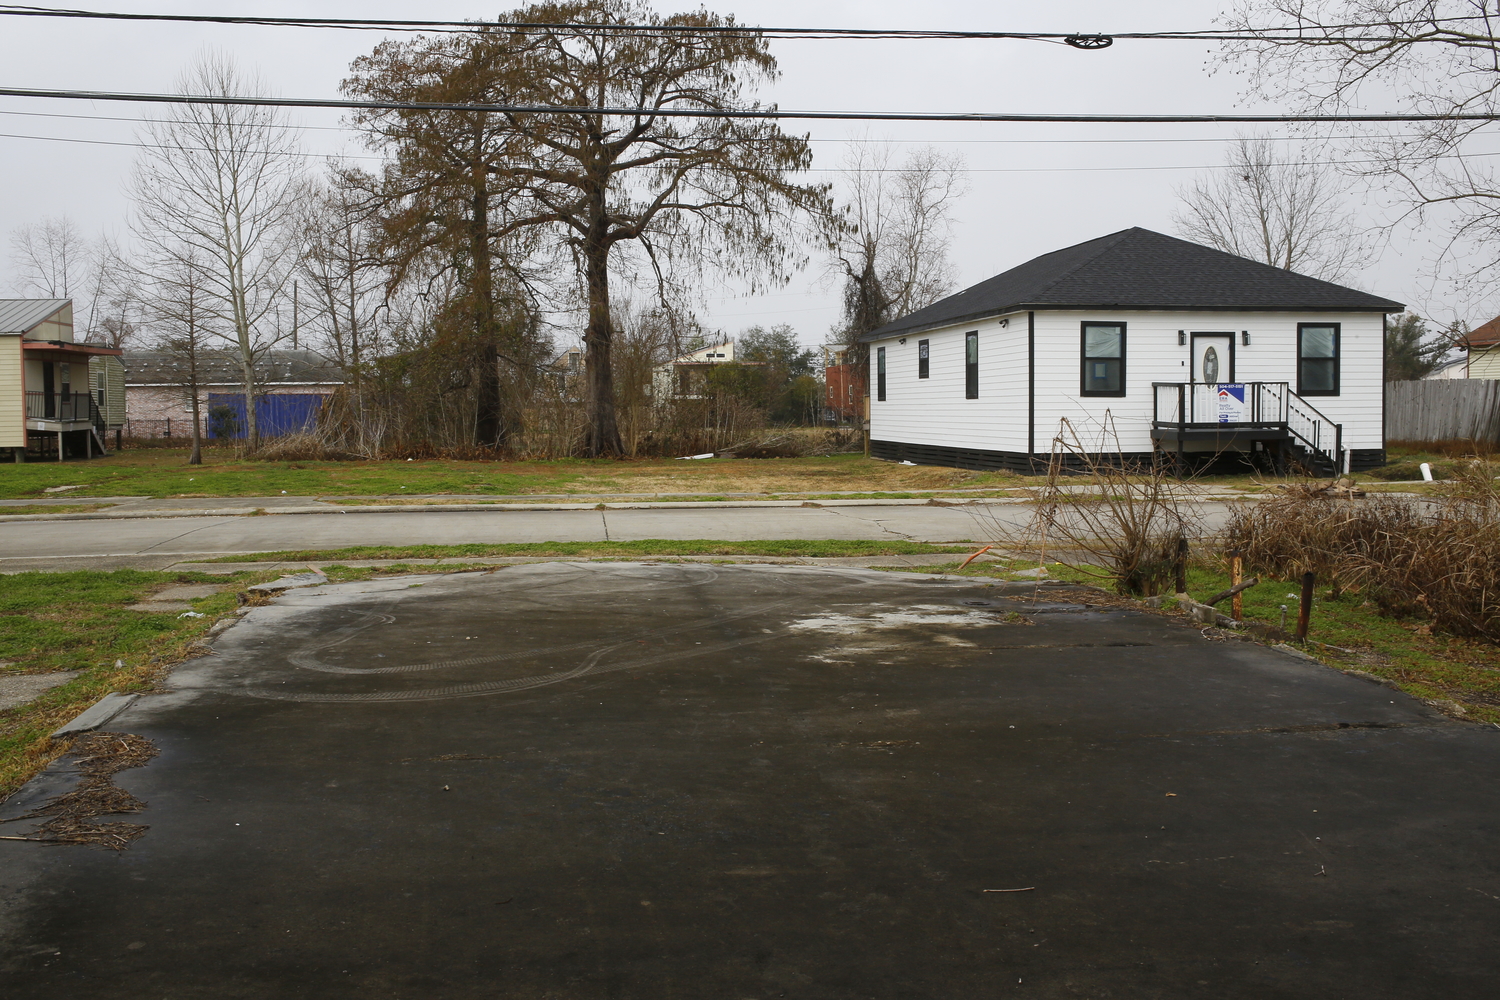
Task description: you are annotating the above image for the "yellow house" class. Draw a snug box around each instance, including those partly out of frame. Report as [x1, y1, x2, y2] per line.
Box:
[1463, 314, 1500, 379]
[0, 299, 123, 462]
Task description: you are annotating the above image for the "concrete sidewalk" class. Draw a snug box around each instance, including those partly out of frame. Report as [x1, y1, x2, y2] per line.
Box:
[1, 564, 1495, 998]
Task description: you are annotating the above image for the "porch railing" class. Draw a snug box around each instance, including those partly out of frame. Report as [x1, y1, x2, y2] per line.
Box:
[1151, 381, 1343, 474]
[25, 391, 106, 432]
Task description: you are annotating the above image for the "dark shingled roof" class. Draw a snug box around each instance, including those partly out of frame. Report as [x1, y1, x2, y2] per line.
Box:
[859, 228, 1405, 342]
[122, 349, 346, 386]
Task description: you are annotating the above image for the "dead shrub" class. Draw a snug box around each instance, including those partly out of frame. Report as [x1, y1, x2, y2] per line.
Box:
[1229, 461, 1500, 642]
[978, 417, 1203, 596]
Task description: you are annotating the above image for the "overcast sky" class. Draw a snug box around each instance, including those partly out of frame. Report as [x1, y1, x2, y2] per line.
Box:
[0, 0, 1488, 346]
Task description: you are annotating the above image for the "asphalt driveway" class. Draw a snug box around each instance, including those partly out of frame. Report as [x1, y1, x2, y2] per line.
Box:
[2, 564, 1496, 998]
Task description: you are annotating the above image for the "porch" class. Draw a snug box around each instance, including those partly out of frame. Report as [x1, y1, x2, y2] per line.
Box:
[24, 390, 110, 461]
[1151, 382, 1344, 476]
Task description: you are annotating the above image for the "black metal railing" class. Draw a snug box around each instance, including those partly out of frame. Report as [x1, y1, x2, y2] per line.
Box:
[26, 391, 107, 432]
[1151, 381, 1343, 473]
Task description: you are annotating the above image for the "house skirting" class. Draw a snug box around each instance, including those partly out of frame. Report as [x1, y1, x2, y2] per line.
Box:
[872, 438, 1388, 474]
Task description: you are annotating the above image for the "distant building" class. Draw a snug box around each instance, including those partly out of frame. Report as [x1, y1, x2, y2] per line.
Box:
[650, 340, 749, 402]
[123, 349, 345, 440]
[823, 346, 866, 424]
[1423, 357, 1469, 380]
[1461, 314, 1500, 379]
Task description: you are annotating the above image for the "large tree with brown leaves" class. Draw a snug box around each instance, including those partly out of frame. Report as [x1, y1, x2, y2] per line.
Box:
[345, 0, 828, 456]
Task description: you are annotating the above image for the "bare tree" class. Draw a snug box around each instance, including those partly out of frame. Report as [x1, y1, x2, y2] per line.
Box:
[149, 254, 214, 465]
[824, 143, 967, 349]
[130, 53, 308, 451]
[1221, 2, 1500, 283]
[8, 216, 87, 297]
[1172, 136, 1373, 281]
[299, 180, 389, 453]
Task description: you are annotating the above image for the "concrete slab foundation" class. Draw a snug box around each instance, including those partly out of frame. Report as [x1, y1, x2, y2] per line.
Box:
[2, 565, 1496, 998]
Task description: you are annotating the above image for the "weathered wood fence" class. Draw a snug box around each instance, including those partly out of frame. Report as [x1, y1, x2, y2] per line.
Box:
[1385, 379, 1500, 445]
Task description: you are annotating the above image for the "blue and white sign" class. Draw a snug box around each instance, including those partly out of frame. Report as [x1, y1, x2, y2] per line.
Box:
[1216, 383, 1247, 423]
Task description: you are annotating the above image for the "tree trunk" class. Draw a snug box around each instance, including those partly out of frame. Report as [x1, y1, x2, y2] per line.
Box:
[188, 382, 202, 465]
[582, 234, 623, 457]
[239, 357, 257, 450]
[469, 162, 504, 450]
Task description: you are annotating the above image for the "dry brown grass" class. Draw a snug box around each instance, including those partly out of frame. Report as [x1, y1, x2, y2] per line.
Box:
[1228, 462, 1500, 643]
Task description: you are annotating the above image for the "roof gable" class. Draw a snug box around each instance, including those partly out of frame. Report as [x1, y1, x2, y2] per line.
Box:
[0, 298, 70, 335]
[860, 229, 1405, 341]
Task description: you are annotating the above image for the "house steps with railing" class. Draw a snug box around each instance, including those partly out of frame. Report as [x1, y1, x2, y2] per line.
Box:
[1151, 382, 1343, 476]
[25, 390, 112, 456]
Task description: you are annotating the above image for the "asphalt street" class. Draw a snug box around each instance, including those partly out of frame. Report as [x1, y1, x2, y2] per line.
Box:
[0, 504, 1004, 566]
[2, 564, 1495, 999]
[0, 502, 1241, 569]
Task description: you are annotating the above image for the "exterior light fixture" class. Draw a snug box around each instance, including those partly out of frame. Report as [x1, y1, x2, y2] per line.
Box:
[999, 318, 1009, 328]
[1178, 330, 1186, 346]
[1242, 331, 1251, 345]
[1065, 34, 1113, 49]
[899, 337, 907, 345]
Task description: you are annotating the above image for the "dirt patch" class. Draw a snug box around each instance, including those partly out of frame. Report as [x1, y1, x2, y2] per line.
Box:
[0, 731, 159, 850]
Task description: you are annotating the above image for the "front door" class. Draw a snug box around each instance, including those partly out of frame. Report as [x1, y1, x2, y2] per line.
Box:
[1192, 333, 1234, 383]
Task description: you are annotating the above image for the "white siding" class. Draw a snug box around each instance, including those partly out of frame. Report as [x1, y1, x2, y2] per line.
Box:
[871, 309, 1387, 455]
[867, 314, 1029, 452]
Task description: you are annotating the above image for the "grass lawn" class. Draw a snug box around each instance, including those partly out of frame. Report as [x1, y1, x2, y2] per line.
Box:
[0, 569, 261, 801]
[0, 449, 1018, 500]
[896, 559, 1500, 726]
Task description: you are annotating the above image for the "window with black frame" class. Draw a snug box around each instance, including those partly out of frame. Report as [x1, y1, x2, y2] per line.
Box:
[918, 339, 929, 379]
[965, 332, 978, 398]
[1081, 322, 1125, 396]
[1297, 323, 1340, 395]
[876, 346, 886, 401]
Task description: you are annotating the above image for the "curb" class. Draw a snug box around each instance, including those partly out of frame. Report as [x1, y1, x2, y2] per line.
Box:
[0, 497, 1020, 522]
[51, 693, 138, 738]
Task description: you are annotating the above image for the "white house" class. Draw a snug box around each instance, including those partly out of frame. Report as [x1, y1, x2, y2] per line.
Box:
[860, 228, 1403, 475]
[650, 340, 745, 402]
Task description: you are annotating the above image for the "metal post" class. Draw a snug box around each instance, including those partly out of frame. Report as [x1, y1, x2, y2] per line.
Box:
[56, 429, 63, 462]
[1295, 572, 1315, 641]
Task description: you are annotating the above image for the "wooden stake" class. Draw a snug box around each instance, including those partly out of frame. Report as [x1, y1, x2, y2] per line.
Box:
[1174, 536, 1188, 595]
[1295, 571, 1315, 640]
[1231, 551, 1244, 620]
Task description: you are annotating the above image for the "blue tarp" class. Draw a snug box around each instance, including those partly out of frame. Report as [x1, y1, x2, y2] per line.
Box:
[206, 393, 328, 439]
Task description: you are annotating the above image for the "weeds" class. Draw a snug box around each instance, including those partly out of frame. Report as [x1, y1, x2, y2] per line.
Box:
[974, 418, 1203, 596]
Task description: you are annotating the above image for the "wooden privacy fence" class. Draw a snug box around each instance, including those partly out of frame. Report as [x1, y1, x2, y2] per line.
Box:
[1385, 379, 1500, 445]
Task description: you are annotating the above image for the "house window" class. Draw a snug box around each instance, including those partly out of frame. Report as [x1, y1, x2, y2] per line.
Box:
[1298, 323, 1340, 395]
[918, 339, 929, 379]
[1081, 322, 1126, 396]
[876, 346, 886, 401]
[965, 332, 978, 399]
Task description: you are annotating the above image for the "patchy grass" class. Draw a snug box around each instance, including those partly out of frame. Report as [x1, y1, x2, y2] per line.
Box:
[0, 449, 1017, 500]
[202, 539, 977, 563]
[0, 569, 270, 802]
[0, 504, 116, 516]
[891, 560, 1500, 724]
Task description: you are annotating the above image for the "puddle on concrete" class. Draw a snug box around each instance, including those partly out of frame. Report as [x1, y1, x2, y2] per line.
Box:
[785, 604, 1006, 636]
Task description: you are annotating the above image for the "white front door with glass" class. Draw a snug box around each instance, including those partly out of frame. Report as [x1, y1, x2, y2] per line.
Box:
[1191, 333, 1233, 383]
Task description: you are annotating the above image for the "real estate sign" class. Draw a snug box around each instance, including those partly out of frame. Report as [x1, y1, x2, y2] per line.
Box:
[1216, 384, 1247, 423]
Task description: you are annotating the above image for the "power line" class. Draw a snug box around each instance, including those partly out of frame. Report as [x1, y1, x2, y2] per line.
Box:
[0, 85, 1498, 125]
[0, 5, 1486, 44]
[3, 123, 1496, 175]
[5, 106, 1482, 148]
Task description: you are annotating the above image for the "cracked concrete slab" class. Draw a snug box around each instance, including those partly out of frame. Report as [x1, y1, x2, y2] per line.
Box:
[1, 564, 1496, 998]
